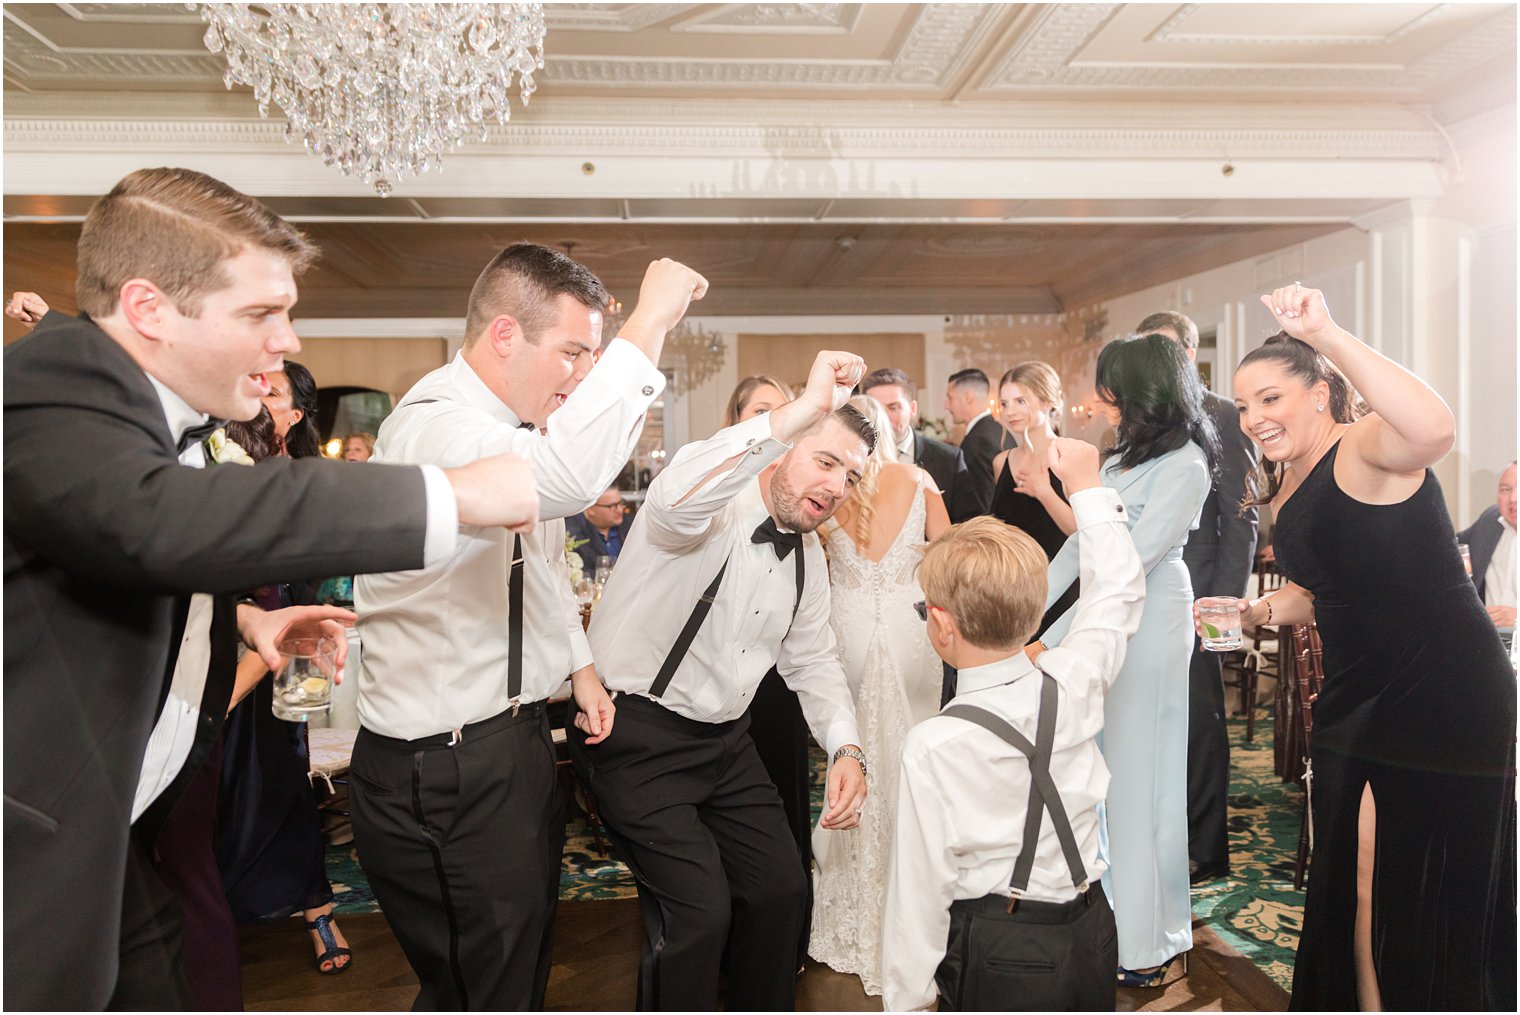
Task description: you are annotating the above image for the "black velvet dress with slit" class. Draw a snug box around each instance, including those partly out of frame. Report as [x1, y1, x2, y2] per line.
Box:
[1273, 440, 1516, 1010]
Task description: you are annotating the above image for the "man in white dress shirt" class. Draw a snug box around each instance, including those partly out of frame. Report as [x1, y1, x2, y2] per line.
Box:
[882, 438, 1146, 1012]
[352, 244, 707, 1010]
[572, 350, 872, 1011]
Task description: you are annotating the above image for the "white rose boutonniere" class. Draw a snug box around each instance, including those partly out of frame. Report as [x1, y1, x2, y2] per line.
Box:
[206, 427, 255, 466]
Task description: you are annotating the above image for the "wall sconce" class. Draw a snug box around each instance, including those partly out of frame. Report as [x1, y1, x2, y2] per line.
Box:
[323, 437, 344, 458]
[1070, 404, 1095, 420]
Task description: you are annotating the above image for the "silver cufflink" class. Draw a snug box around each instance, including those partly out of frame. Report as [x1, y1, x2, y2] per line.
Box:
[642, 385, 654, 396]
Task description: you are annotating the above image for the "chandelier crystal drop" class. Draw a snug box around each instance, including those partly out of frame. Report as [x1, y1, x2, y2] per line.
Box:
[193, 3, 547, 196]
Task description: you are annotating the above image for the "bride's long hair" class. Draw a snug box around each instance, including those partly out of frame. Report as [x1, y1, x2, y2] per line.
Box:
[845, 394, 898, 547]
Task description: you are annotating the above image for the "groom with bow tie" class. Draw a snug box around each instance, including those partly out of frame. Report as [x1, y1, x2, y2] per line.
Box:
[571, 350, 874, 1011]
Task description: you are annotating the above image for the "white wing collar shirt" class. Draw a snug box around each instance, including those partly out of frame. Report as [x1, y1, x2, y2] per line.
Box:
[881, 487, 1146, 1011]
[356, 338, 665, 741]
[589, 413, 861, 758]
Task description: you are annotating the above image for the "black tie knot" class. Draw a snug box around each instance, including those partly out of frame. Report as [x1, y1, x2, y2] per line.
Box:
[177, 419, 223, 455]
[751, 517, 803, 560]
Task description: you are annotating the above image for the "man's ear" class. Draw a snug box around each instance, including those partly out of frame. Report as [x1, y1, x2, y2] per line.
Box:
[118, 279, 173, 341]
[487, 314, 521, 357]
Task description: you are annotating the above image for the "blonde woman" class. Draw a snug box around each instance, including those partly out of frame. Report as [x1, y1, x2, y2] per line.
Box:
[809, 394, 950, 995]
[990, 361, 1077, 638]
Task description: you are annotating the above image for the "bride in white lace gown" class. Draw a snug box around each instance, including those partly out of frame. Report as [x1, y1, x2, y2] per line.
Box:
[809, 395, 950, 995]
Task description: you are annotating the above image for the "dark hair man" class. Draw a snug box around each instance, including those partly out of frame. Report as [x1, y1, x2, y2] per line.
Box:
[863, 366, 974, 522]
[572, 351, 872, 1010]
[944, 367, 999, 516]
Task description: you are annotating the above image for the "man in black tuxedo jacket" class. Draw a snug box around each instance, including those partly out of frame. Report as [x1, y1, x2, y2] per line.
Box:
[565, 485, 633, 576]
[1458, 461, 1516, 629]
[944, 368, 1001, 517]
[3, 168, 542, 1011]
[862, 367, 977, 523]
[1139, 311, 1260, 881]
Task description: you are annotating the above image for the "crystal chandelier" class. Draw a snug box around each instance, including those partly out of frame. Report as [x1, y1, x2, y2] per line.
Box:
[603, 295, 725, 394]
[194, 4, 547, 196]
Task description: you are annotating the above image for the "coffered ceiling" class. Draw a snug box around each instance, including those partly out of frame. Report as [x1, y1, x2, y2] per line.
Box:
[3, 3, 1515, 319]
[4, 3, 1513, 107]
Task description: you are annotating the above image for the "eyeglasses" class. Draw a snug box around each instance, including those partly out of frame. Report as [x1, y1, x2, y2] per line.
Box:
[913, 600, 928, 622]
[593, 500, 624, 510]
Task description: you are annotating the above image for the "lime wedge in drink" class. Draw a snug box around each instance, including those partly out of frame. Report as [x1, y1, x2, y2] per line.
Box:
[300, 677, 329, 697]
[1201, 622, 1221, 639]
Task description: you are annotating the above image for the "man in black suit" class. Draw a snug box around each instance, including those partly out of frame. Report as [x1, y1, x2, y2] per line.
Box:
[1458, 461, 1516, 630]
[944, 367, 1001, 517]
[565, 484, 633, 577]
[3, 168, 542, 1010]
[1138, 311, 1260, 882]
[861, 367, 977, 523]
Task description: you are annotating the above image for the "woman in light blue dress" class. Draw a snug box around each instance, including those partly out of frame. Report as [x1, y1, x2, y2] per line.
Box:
[1038, 333, 1218, 985]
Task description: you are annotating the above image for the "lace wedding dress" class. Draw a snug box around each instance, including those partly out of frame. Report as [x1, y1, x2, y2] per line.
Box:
[808, 476, 943, 995]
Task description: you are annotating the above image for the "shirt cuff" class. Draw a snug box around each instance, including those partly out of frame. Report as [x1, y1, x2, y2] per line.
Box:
[568, 626, 594, 675]
[1070, 486, 1126, 529]
[731, 413, 791, 470]
[824, 719, 862, 761]
[418, 465, 459, 566]
[599, 338, 669, 401]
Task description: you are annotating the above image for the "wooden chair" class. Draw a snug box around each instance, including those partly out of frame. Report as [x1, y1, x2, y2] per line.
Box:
[307, 727, 358, 845]
[1220, 550, 1284, 741]
[1281, 623, 1325, 890]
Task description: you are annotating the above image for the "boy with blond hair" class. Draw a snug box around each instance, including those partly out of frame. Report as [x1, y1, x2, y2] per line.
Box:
[882, 438, 1146, 1011]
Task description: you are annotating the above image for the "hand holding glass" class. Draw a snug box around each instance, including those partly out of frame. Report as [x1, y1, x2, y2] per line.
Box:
[1196, 596, 1245, 652]
[271, 633, 340, 721]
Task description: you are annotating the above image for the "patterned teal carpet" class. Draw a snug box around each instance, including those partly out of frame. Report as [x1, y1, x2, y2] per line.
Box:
[327, 716, 1305, 990]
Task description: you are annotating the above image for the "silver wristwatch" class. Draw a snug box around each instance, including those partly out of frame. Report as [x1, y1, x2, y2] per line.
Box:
[833, 745, 868, 776]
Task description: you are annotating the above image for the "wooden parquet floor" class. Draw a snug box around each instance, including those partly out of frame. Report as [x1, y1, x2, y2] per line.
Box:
[241, 899, 1288, 1011]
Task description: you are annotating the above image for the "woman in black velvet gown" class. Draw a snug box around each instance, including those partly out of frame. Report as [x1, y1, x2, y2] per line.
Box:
[988, 361, 1079, 637]
[1225, 284, 1514, 1010]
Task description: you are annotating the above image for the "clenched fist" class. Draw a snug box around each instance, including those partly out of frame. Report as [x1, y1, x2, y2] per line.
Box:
[1047, 437, 1102, 494]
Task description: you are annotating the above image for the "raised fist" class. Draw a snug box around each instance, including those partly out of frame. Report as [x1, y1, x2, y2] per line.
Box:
[803, 350, 867, 414]
[631, 259, 709, 334]
[1047, 437, 1102, 494]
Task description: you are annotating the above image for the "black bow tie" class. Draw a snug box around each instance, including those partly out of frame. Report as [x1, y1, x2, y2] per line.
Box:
[752, 517, 803, 560]
[177, 419, 222, 455]
[518, 420, 537, 431]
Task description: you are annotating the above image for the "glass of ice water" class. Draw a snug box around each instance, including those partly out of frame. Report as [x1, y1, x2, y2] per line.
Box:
[1197, 596, 1245, 652]
[271, 633, 339, 721]
[1458, 542, 1473, 577]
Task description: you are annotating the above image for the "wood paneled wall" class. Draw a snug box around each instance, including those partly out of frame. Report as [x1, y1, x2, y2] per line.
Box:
[292, 337, 449, 399]
[736, 332, 925, 394]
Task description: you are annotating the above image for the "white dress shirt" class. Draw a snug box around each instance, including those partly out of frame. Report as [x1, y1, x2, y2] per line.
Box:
[132, 376, 462, 820]
[895, 426, 915, 461]
[881, 487, 1145, 1012]
[589, 413, 861, 758]
[355, 339, 665, 740]
[1485, 517, 1516, 610]
[964, 408, 990, 433]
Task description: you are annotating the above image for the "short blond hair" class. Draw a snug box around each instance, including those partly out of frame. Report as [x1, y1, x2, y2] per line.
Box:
[76, 167, 317, 318]
[918, 517, 1049, 650]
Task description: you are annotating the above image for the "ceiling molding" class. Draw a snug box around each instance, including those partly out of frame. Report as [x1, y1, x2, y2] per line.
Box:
[2, 107, 1445, 162]
[541, 4, 1001, 89]
[544, 4, 690, 33]
[668, 4, 864, 36]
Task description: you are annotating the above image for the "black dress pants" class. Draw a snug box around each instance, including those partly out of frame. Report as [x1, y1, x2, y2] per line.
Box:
[350, 704, 564, 1012]
[569, 694, 808, 1011]
[108, 828, 195, 1011]
[935, 886, 1117, 1012]
[745, 666, 813, 966]
[1186, 639, 1231, 871]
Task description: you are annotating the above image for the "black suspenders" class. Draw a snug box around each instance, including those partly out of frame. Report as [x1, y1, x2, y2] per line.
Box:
[941, 673, 1090, 909]
[647, 543, 805, 700]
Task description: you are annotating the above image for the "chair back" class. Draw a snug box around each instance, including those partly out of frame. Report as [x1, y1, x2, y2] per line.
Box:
[1275, 623, 1324, 784]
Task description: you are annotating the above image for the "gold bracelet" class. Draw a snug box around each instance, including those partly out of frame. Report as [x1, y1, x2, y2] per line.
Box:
[1262, 596, 1274, 626]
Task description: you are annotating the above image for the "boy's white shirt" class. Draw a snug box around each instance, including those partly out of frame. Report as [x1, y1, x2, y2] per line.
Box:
[881, 486, 1146, 1012]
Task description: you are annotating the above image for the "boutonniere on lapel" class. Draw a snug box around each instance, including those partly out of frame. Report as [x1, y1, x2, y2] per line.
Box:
[205, 428, 255, 466]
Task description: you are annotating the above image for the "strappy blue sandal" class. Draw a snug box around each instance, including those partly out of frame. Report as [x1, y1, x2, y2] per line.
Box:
[305, 912, 353, 975]
[1117, 951, 1188, 988]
